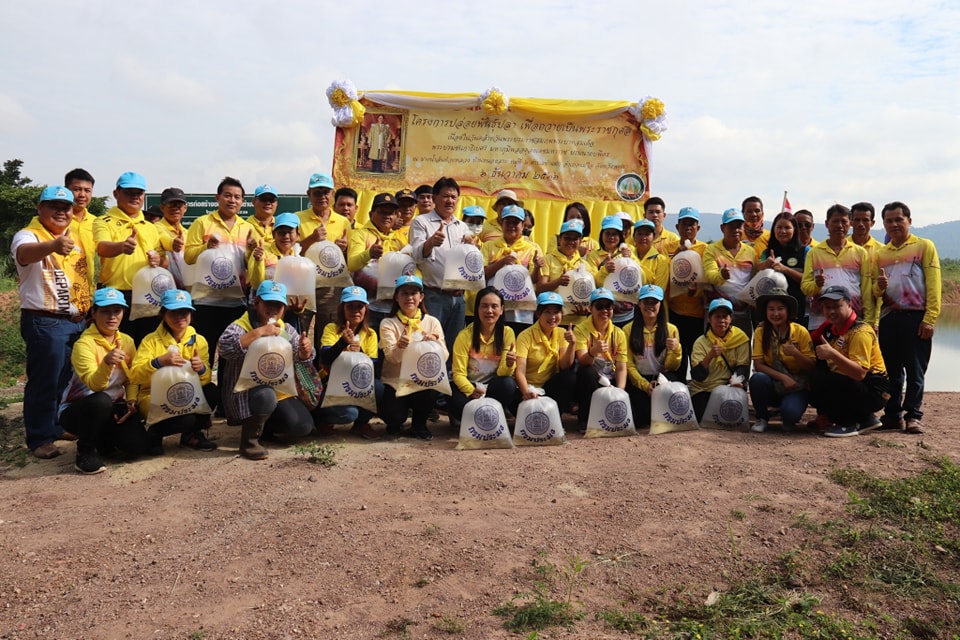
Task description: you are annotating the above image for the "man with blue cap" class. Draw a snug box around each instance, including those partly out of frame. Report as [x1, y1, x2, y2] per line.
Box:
[703, 208, 758, 338]
[247, 184, 279, 245]
[14, 185, 92, 458]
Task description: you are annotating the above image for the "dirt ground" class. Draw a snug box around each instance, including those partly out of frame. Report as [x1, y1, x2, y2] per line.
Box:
[0, 392, 957, 639]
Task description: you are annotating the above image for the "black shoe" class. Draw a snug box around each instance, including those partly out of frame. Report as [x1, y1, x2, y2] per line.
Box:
[386, 423, 402, 436]
[145, 432, 165, 456]
[405, 423, 433, 440]
[180, 431, 217, 451]
[857, 415, 883, 434]
[75, 452, 106, 475]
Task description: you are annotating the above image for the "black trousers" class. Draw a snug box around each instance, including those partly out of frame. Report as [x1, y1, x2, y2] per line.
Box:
[60, 392, 151, 456]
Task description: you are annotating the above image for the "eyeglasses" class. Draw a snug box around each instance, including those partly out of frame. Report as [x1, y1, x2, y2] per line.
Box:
[797, 222, 813, 229]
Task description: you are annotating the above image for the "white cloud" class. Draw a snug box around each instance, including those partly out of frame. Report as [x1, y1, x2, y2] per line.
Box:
[0, 94, 35, 133]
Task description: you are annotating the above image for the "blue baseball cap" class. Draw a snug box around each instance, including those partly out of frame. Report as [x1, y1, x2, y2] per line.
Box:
[273, 212, 300, 230]
[254, 184, 278, 198]
[462, 205, 486, 220]
[708, 298, 734, 315]
[721, 208, 745, 224]
[559, 220, 584, 236]
[601, 216, 623, 232]
[633, 219, 655, 232]
[589, 288, 615, 304]
[638, 284, 664, 301]
[395, 274, 423, 290]
[116, 172, 147, 190]
[160, 289, 195, 311]
[39, 185, 74, 204]
[678, 206, 700, 221]
[341, 286, 369, 304]
[500, 204, 526, 221]
[256, 280, 288, 304]
[93, 287, 128, 308]
[307, 173, 334, 189]
[536, 292, 564, 307]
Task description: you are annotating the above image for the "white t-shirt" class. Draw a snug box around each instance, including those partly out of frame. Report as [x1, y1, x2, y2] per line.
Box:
[13, 229, 85, 315]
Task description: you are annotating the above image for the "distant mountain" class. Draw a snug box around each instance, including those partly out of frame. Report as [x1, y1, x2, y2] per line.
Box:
[667, 214, 960, 259]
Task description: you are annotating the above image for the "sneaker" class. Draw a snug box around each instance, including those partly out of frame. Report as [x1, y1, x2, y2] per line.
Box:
[180, 431, 217, 451]
[751, 419, 768, 433]
[74, 452, 106, 475]
[905, 418, 925, 435]
[350, 422, 380, 440]
[824, 424, 859, 438]
[857, 415, 883, 434]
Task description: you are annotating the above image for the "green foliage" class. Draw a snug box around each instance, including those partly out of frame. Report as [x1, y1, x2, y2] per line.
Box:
[0, 159, 43, 257]
[291, 442, 339, 466]
[432, 614, 465, 634]
[493, 584, 583, 632]
[0, 279, 25, 385]
[382, 616, 414, 638]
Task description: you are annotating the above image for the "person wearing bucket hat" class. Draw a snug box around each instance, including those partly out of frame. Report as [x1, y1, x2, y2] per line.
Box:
[94, 171, 164, 344]
[379, 273, 448, 440]
[130, 289, 220, 455]
[481, 203, 546, 333]
[540, 217, 589, 326]
[808, 283, 889, 438]
[315, 286, 384, 440]
[644, 196, 681, 257]
[479, 188, 525, 244]
[703, 207, 758, 338]
[216, 281, 318, 459]
[624, 284, 682, 428]
[510, 291, 577, 416]
[572, 287, 629, 430]
[183, 176, 256, 371]
[688, 296, 751, 422]
[58, 287, 151, 472]
[297, 171, 352, 339]
[800, 204, 872, 332]
[749, 288, 816, 433]
[14, 184, 92, 459]
[246, 184, 279, 245]
[632, 219, 670, 292]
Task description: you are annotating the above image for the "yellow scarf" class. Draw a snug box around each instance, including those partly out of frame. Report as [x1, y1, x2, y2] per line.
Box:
[25, 217, 91, 314]
[397, 309, 422, 334]
[235, 311, 289, 338]
[533, 322, 560, 377]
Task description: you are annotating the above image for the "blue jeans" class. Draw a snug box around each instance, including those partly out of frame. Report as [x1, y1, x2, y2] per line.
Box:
[422, 289, 465, 363]
[748, 372, 809, 424]
[21, 312, 85, 450]
[879, 311, 930, 422]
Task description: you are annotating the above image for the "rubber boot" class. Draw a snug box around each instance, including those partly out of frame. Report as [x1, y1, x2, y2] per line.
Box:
[240, 417, 269, 460]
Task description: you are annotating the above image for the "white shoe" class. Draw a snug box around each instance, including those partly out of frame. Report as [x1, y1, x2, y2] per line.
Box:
[751, 419, 768, 433]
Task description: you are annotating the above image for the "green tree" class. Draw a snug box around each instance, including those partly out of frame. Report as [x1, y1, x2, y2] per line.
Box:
[0, 159, 42, 255]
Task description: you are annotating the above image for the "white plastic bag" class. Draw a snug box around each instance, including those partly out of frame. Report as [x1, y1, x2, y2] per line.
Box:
[167, 249, 191, 290]
[650, 373, 699, 435]
[670, 245, 704, 296]
[456, 397, 514, 450]
[130, 266, 176, 320]
[274, 256, 317, 312]
[377, 246, 417, 301]
[557, 263, 594, 315]
[604, 257, 643, 302]
[305, 240, 353, 287]
[396, 340, 453, 397]
[442, 243, 486, 291]
[146, 346, 212, 425]
[513, 395, 567, 446]
[191, 246, 245, 303]
[233, 334, 298, 397]
[700, 384, 749, 429]
[736, 268, 788, 306]
[492, 263, 537, 311]
[322, 350, 377, 413]
[584, 376, 636, 437]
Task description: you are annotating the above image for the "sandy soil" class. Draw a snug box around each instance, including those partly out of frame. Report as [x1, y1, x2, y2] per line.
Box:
[0, 393, 957, 639]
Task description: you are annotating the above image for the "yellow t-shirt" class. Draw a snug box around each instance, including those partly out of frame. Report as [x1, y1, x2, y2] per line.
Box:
[622, 321, 681, 390]
[129, 324, 212, 415]
[451, 325, 517, 395]
[93, 207, 163, 290]
[515, 322, 568, 388]
[688, 326, 751, 396]
[824, 322, 886, 376]
[752, 322, 815, 373]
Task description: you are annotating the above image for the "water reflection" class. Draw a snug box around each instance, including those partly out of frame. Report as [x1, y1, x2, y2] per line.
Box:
[926, 305, 960, 391]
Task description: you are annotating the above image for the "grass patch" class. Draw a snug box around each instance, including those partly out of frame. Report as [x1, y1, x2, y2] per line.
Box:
[0, 414, 31, 470]
[494, 554, 589, 632]
[0, 284, 25, 387]
[291, 442, 340, 467]
[432, 614, 465, 634]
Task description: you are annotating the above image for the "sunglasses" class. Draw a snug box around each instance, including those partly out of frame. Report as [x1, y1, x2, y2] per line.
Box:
[594, 302, 614, 311]
[797, 222, 813, 228]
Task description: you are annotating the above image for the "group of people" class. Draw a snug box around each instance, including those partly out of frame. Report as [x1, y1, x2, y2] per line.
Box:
[17, 168, 941, 473]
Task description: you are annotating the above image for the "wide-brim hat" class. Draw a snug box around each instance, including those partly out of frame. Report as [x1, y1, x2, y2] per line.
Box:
[756, 288, 798, 321]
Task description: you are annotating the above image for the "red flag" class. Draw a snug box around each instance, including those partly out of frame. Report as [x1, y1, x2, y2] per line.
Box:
[781, 191, 792, 214]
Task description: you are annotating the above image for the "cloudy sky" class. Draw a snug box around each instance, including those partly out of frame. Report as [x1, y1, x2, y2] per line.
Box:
[4, 0, 958, 224]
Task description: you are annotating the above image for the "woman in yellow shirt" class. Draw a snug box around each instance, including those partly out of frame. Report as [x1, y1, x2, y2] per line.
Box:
[512, 292, 577, 416]
[318, 286, 383, 439]
[130, 289, 219, 454]
[59, 288, 149, 473]
[449, 287, 518, 423]
[584, 216, 637, 326]
[624, 285, 682, 428]
[538, 220, 591, 326]
[689, 298, 751, 421]
[574, 287, 629, 431]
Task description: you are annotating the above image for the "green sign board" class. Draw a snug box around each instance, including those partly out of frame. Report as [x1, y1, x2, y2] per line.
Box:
[144, 194, 312, 227]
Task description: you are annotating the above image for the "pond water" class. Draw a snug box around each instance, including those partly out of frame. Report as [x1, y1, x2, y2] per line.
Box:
[925, 304, 960, 392]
